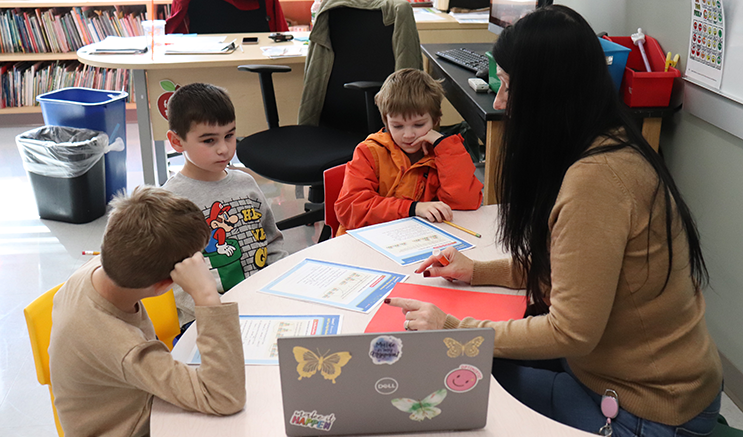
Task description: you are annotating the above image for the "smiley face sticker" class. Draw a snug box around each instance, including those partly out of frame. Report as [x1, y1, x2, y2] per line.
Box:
[444, 364, 483, 393]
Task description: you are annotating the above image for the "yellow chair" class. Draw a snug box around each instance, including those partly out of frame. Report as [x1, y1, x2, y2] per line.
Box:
[24, 283, 65, 437]
[141, 289, 180, 351]
[24, 285, 181, 437]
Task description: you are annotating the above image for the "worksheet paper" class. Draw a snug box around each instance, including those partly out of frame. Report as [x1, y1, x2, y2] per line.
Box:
[258, 259, 407, 312]
[188, 315, 342, 365]
[347, 217, 474, 265]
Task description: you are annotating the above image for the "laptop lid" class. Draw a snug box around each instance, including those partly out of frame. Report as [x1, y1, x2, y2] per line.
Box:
[277, 328, 495, 436]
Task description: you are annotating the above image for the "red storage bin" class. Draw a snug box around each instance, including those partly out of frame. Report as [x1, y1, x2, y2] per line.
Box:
[604, 35, 680, 107]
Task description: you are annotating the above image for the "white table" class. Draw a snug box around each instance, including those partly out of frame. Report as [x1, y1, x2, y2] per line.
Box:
[151, 206, 593, 436]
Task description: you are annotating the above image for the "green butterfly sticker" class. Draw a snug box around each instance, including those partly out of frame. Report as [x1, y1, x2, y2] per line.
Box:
[391, 389, 447, 421]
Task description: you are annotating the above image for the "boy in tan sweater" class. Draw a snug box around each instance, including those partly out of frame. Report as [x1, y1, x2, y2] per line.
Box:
[49, 186, 246, 437]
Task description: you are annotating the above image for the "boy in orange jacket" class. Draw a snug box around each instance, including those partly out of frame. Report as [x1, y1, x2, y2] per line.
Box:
[335, 68, 483, 235]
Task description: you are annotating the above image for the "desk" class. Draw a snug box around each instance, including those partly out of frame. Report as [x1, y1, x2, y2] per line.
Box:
[78, 32, 306, 186]
[150, 206, 592, 437]
[77, 15, 491, 186]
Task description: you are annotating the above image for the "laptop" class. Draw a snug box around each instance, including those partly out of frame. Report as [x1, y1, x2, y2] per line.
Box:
[277, 328, 495, 436]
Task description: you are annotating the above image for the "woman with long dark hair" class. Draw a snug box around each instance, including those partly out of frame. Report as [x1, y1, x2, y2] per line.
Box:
[387, 5, 722, 436]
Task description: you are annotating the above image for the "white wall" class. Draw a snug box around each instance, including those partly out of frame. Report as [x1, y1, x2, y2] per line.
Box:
[554, 0, 627, 36]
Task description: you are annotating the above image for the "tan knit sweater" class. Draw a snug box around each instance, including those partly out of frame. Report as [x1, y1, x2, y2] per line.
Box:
[444, 140, 722, 425]
[49, 258, 246, 436]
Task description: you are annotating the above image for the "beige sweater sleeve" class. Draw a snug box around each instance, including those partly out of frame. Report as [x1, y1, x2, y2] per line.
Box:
[121, 303, 246, 415]
[445, 158, 634, 360]
[471, 257, 526, 289]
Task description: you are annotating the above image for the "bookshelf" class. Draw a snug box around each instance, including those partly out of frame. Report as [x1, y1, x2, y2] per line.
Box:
[0, 0, 172, 115]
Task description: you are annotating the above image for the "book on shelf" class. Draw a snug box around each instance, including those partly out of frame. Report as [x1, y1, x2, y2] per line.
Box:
[1, 59, 134, 109]
[0, 6, 146, 55]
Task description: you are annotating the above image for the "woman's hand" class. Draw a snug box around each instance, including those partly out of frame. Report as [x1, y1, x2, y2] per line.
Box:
[385, 298, 447, 331]
[415, 247, 474, 284]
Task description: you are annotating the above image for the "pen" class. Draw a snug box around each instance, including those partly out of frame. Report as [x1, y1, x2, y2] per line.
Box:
[82, 251, 100, 255]
[443, 220, 481, 238]
[432, 249, 450, 266]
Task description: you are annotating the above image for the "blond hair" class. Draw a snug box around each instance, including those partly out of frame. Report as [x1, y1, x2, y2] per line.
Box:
[374, 69, 444, 128]
[100, 186, 209, 288]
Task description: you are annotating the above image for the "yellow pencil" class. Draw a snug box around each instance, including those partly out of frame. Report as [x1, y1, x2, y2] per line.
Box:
[443, 221, 481, 238]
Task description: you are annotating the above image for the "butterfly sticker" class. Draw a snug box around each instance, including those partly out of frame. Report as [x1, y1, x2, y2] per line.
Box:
[292, 347, 352, 384]
[443, 336, 484, 358]
[391, 389, 447, 421]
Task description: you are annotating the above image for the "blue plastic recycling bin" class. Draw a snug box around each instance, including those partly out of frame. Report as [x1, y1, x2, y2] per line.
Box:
[599, 38, 632, 93]
[37, 87, 128, 202]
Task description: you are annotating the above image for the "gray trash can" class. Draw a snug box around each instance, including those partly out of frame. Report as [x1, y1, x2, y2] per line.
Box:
[16, 126, 109, 224]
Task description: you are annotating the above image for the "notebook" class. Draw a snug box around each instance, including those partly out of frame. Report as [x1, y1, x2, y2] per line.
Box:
[277, 328, 495, 436]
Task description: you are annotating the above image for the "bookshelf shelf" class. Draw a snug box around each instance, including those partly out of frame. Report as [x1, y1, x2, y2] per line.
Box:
[0, 52, 78, 62]
[0, 1, 174, 114]
[0, 101, 135, 114]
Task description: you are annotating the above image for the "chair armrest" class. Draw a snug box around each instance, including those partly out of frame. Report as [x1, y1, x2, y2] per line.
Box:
[238, 65, 292, 74]
[344, 81, 384, 132]
[237, 65, 292, 129]
[343, 81, 383, 92]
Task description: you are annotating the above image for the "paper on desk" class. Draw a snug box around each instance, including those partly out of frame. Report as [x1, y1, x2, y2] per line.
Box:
[258, 258, 407, 313]
[187, 314, 342, 365]
[448, 11, 489, 23]
[260, 44, 308, 58]
[347, 217, 474, 266]
[165, 37, 237, 54]
[79, 36, 148, 54]
[413, 9, 446, 21]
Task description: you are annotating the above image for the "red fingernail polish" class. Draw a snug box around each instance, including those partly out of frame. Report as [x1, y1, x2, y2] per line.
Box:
[423, 271, 430, 278]
[384, 298, 391, 304]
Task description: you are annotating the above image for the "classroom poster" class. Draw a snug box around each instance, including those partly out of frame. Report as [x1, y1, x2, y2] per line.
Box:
[686, 0, 726, 88]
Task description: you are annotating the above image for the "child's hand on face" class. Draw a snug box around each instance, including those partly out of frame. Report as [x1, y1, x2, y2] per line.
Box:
[415, 201, 453, 223]
[412, 129, 444, 155]
[170, 252, 222, 307]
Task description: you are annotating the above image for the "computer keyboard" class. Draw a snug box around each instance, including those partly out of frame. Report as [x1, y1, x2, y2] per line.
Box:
[435, 48, 489, 73]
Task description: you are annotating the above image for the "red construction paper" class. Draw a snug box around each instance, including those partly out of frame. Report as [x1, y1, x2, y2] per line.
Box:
[365, 282, 526, 333]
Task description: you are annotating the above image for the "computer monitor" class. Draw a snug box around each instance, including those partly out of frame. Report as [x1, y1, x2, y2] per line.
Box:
[488, 0, 553, 35]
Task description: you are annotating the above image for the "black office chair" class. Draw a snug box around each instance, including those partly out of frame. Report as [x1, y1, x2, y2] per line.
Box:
[236, 0, 421, 231]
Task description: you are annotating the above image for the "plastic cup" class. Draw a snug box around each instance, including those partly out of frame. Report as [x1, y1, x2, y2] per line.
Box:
[142, 20, 166, 48]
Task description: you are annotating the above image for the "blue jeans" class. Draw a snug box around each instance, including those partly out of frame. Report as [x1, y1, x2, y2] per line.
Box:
[492, 358, 721, 437]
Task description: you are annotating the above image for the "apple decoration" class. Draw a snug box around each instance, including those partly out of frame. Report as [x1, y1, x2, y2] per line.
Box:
[157, 80, 180, 120]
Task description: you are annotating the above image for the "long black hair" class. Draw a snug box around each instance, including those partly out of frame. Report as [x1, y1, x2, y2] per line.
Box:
[492, 5, 708, 314]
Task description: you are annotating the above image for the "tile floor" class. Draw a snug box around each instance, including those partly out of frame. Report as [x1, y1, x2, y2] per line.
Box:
[0, 114, 321, 435]
[1, 114, 743, 435]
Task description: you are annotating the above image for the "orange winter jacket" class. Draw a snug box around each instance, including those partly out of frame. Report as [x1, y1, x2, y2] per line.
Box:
[335, 131, 483, 235]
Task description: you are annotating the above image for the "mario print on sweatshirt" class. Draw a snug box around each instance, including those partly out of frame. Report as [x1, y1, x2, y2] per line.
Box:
[201, 199, 270, 293]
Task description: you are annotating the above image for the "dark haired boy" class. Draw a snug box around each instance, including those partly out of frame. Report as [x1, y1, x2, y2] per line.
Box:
[49, 186, 245, 436]
[163, 82, 287, 327]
